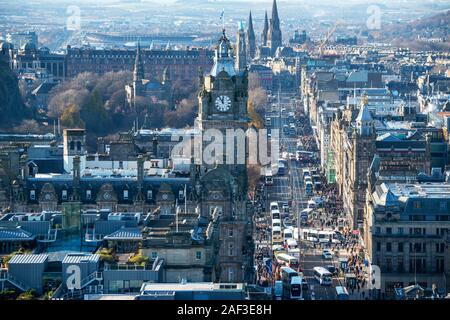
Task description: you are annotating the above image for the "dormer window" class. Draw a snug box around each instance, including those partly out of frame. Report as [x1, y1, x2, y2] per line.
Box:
[62, 190, 68, 201]
[86, 190, 91, 200]
[147, 190, 153, 200]
[30, 190, 36, 200]
[123, 190, 129, 200]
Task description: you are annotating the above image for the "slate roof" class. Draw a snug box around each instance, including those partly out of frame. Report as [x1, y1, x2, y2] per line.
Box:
[104, 227, 142, 240]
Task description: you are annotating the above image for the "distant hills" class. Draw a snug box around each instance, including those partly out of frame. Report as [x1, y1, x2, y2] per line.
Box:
[371, 10, 449, 51]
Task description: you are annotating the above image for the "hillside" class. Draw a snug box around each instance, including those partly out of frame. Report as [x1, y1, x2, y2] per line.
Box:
[372, 10, 450, 51]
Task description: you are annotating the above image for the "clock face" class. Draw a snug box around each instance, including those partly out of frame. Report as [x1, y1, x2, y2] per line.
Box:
[215, 95, 231, 112]
[103, 192, 111, 200]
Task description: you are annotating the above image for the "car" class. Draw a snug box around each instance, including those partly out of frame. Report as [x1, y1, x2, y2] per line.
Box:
[322, 250, 333, 260]
[312, 196, 324, 207]
[325, 265, 338, 275]
[283, 217, 293, 228]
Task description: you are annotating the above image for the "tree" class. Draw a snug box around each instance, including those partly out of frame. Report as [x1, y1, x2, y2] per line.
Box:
[16, 289, 36, 300]
[80, 90, 111, 134]
[247, 164, 262, 191]
[12, 119, 41, 134]
[61, 105, 85, 128]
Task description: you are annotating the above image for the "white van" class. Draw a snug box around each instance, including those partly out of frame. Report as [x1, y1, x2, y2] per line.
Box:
[270, 201, 279, 212]
[283, 228, 293, 241]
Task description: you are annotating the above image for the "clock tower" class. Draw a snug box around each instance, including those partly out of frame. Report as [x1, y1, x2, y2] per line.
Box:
[194, 28, 252, 283]
[195, 28, 250, 187]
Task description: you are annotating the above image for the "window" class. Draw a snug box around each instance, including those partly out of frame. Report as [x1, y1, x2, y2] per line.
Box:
[436, 258, 444, 273]
[386, 258, 392, 272]
[375, 227, 381, 235]
[119, 161, 123, 169]
[179, 190, 184, 200]
[62, 190, 67, 200]
[386, 243, 392, 252]
[413, 201, 421, 209]
[397, 258, 404, 273]
[228, 229, 234, 237]
[440, 201, 447, 210]
[86, 190, 91, 200]
[76, 141, 82, 151]
[398, 227, 403, 235]
[151, 252, 157, 259]
[70, 141, 75, 150]
[196, 251, 202, 260]
[376, 242, 381, 252]
[30, 190, 36, 200]
[386, 228, 392, 235]
[147, 190, 153, 200]
[398, 243, 403, 252]
[123, 190, 129, 200]
[228, 243, 234, 256]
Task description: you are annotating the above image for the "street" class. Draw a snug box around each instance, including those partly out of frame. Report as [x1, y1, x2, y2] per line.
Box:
[253, 93, 370, 300]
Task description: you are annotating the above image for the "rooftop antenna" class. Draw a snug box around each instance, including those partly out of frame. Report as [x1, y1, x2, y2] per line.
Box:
[220, 9, 225, 32]
[184, 184, 187, 216]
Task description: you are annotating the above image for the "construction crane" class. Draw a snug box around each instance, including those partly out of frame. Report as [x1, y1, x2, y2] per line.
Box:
[317, 20, 345, 56]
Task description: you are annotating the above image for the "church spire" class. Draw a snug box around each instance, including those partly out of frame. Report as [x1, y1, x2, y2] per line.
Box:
[268, 0, 282, 56]
[236, 21, 247, 73]
[246, 11, 256, 59]
[262, 10, 269, 47]
[133, 41, 145, 82]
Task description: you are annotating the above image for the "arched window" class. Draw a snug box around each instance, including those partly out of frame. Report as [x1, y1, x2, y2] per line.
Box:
[77, 141, 82, 151]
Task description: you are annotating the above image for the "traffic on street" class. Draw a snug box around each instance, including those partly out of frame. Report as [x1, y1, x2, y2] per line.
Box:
[253, 93, 374, 300]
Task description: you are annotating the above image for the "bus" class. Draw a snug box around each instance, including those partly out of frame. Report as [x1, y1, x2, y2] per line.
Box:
[278, 162, 286, 176]
[290, 276, 304, 300]
[296, 150, 315, 162]
[276, 253, 299, 270]
[266, 117, 271, 127]
[335, 286, 349, 300]
[300, 229, 318, 242]
[272, 219, 282, 228]
[318, 230, 335, 244]
[280, 267, 298, 285]
[271, 209, 281, 220]
[300, 208, 313, 224]
[272, 226, 283, 245]
[313, 267, 333, 286]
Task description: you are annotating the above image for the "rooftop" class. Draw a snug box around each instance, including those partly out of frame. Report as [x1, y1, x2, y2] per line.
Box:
[8, 254, 48, 264]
